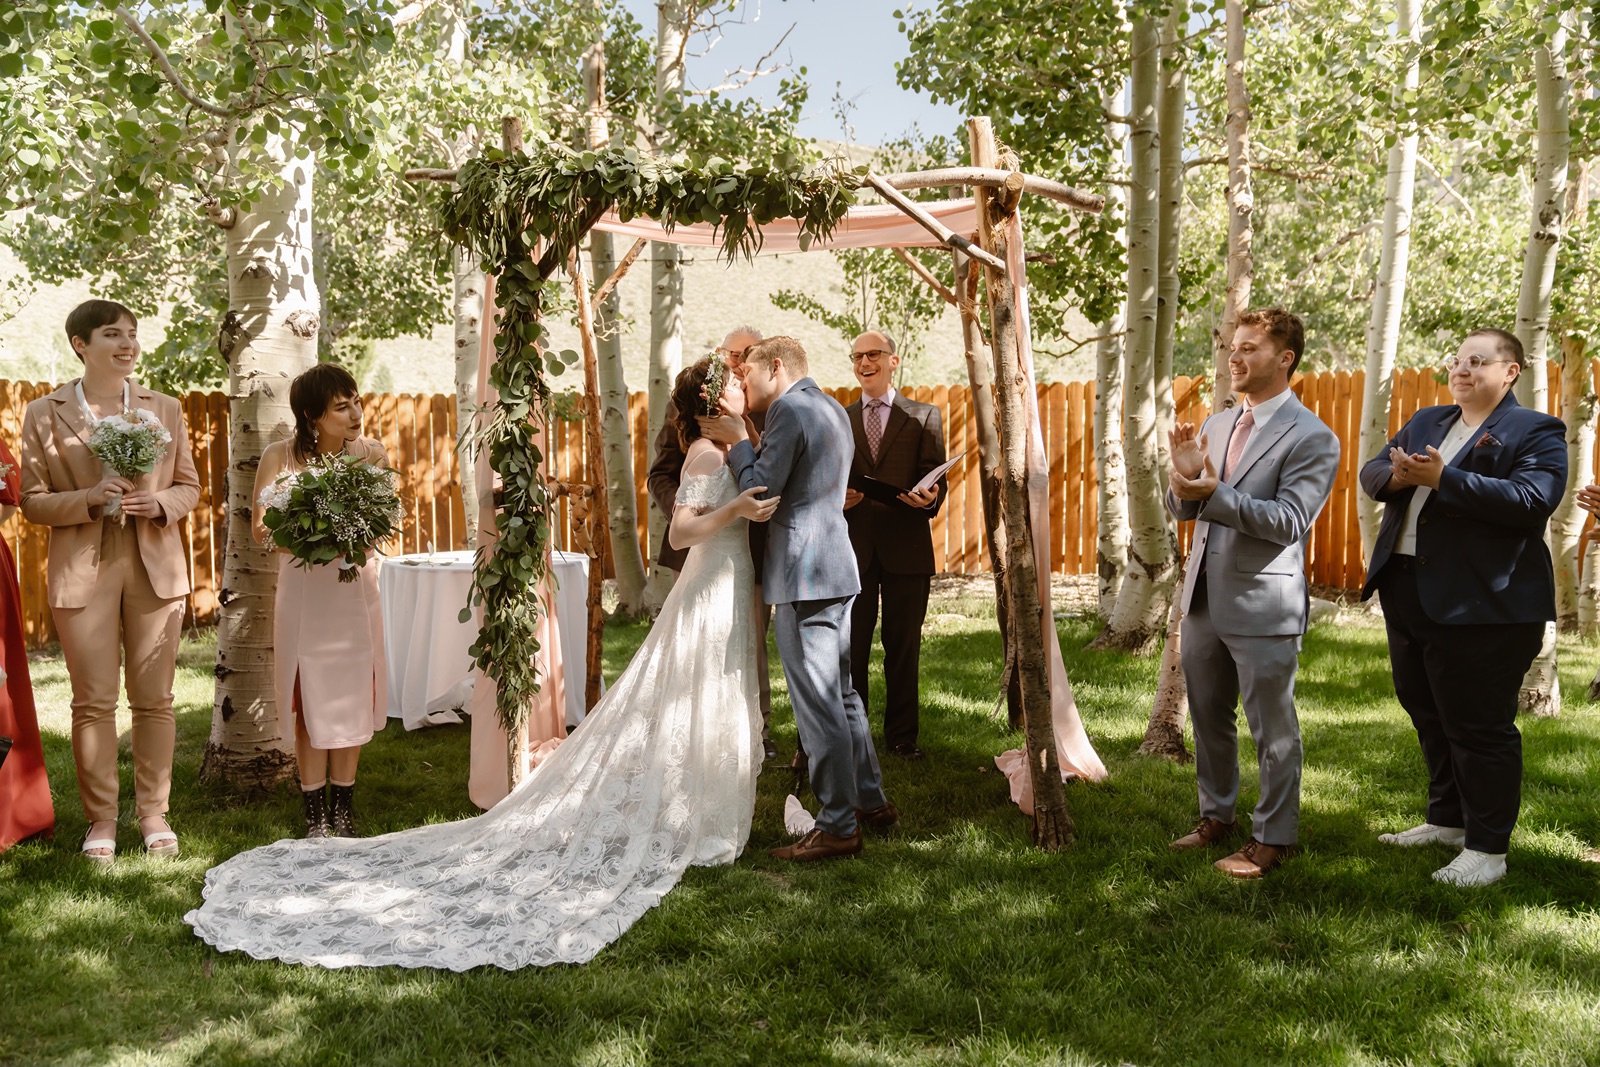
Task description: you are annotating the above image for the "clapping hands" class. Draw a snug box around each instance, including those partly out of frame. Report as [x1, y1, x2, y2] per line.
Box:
[1387, 445, 1445, 492]
[1168, 423, 1219, 501]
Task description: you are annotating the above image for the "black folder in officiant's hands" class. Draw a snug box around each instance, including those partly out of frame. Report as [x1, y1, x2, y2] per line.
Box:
[848, 451, 967, 506]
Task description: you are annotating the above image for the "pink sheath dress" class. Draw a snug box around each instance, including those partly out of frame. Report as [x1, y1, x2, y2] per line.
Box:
[272, 443, 388, 749]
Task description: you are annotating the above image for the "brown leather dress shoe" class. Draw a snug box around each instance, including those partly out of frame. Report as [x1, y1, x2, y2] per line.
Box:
[1169, 817, 1240, 851]
[857, 801, 901, 835]
[1215, 838, 1296, 878]
[768, 827, 863, 862]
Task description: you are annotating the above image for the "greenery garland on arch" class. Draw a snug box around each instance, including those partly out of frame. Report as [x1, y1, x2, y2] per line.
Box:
[438, 138, 864, 734]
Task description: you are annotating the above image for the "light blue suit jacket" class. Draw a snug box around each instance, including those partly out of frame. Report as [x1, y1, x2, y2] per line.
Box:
[1165, 394, 1340, 636]
[728, 377, 861, 605]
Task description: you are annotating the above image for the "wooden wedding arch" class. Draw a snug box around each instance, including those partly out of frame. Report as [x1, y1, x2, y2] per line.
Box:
[410, 116, 1103, 847]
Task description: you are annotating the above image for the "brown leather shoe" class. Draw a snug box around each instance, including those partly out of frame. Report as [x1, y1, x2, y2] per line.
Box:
[1215, 838, 1297, 878]
[1169, 817, 1240, 851]
[857, 801, 901, 835]
[768, 827, 863, 862]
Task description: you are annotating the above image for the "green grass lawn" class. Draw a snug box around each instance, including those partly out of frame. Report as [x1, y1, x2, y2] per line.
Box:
[3, 596, 1599, 1066]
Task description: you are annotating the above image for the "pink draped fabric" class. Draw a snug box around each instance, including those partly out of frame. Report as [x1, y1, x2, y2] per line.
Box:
[590, 198, 979, 251]
[994, 208, 1108, 809]
[467, 272, 570, 810]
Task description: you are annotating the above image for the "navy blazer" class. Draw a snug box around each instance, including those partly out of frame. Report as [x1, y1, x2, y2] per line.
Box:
[1359, 391, 1566, 625]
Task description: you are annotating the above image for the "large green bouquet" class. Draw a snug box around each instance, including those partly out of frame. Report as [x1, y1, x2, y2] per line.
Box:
[260, 454, 402, 582]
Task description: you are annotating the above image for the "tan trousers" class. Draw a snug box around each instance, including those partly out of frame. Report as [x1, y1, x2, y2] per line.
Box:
[53, 519, 186, 821]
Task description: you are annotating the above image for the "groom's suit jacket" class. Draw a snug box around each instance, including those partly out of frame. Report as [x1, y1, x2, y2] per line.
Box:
[1166, 394, 1339, 637]
[729, 377, 860, 605]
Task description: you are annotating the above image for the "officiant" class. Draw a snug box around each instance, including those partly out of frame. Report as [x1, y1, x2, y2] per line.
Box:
[843, 330, 947, 760]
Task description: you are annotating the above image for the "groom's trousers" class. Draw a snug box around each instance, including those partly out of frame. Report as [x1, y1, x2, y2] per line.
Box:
[774, 595, 887, 837]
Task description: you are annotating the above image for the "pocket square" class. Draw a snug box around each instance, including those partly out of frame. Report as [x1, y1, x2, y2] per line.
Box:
[1474, 432, 1502, 448]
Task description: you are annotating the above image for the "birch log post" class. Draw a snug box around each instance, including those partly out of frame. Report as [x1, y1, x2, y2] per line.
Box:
[1213, 0, 1254, 412]
[969, 117, 1072, 849]
[1553, 335, 1594, 633]
[954, 250, 1020, 727]
[202, 134, 318, 788]
[1095, 77, 1130, 622]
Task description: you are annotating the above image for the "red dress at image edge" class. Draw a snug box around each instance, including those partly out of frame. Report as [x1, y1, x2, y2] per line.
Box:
[0, 437, 53, 848]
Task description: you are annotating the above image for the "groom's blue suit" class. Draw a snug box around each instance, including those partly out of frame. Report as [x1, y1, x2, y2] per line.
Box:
[729, 377, 888, 837]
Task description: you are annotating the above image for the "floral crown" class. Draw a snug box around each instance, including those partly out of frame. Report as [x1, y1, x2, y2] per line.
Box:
[698, 353, 728, 416]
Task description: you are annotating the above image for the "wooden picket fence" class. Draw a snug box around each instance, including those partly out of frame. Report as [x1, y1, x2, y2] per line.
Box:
[0, 363, 1593, 646]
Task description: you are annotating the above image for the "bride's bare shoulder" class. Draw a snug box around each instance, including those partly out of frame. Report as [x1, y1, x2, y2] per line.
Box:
[681, 438, 727, 478]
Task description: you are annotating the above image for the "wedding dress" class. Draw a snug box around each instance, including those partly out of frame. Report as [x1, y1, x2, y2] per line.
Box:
[185, 466, 759, 970]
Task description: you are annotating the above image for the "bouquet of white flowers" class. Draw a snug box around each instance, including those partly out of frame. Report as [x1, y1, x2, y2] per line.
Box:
[86, 407, 172, 523]
[260, 454, 402, 582]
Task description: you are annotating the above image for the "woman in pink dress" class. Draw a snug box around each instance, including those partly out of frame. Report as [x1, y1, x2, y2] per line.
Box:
[0, 436, 54, 850]
[253, 364, 388, 839]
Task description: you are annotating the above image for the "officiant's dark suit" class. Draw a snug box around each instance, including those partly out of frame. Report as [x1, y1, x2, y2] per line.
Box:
[843, 333, 947, 757]
[1360, 333, 1566, 857]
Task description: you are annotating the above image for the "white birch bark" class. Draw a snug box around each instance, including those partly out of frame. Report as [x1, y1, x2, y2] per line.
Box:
[1095, 13, 1176, 654]
[202, 135, 319, 787]
[1212, 0, 1254, 411]
[643, 0, 689, 612]
[1356, 0, 1421, 560]
[1516, 10, 1571, 715]
[452, 245, 483, 548]
[1095, 80, 1130, 621]
[1553, 335, 1593, 632]
[584, 26, 648, 614]
[1143, 1, 1192, 755]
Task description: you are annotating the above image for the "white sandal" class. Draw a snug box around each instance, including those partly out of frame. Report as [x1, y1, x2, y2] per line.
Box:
[142, 822, 179, 858]
[81, 830, 117, 865]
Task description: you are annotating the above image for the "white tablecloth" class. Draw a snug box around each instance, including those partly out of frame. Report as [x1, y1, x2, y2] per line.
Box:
[378, 549, 591, 731]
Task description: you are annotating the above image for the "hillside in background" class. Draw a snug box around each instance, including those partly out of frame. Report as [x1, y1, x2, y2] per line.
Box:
[1, 238, 1095, 394]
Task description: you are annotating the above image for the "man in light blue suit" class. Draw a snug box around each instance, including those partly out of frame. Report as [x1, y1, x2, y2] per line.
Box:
[1165, 308, 1339, 879]
[702, 336, 897, 861]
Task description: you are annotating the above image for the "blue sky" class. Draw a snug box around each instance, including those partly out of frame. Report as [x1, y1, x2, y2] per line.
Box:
[615, 0, 963, 146]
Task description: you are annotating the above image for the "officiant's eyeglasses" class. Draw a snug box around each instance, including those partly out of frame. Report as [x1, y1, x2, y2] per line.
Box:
[716, 345, 752, 362]
[850, 350, 891, 363]
[1443, 354, 1514, 372]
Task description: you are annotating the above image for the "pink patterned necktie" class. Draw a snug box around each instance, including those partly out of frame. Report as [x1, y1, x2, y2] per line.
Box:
[1223, 407, 1255, 479]
[865, 397, 888, 462]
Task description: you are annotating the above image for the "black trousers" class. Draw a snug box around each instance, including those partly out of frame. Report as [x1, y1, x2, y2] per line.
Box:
[1377, 557, 1543, 853]
[849, 555, 931, 751]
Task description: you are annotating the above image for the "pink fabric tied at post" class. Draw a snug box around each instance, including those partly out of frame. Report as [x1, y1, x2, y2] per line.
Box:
[467, 271, 569, 811]
[993, 207, 1108, 813]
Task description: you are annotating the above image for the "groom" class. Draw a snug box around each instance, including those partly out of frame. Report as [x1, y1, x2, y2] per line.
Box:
[702, 336, 898, 861]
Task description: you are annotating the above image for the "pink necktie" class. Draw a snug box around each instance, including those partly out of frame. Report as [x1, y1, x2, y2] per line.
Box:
[1223, 407, 1255, 479]
[865, 398, 888, 462]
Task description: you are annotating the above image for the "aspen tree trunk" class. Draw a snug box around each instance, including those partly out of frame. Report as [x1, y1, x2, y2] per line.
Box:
[1095, 80, 1130, 621]
[954, 250, 1021, 726]
[643, 0, 689, 612]
[202, 136, 318, 787]
[1553, 335, 1593, 632]
[970, 117, 1073, 849]
[1152, 0, 1186, 496]
[1095, 13, 1176, 654]
[1357, 0, 1422, 559]
[583, 25, 648, 615]
[452, 246, 483, 548]
[1212, 0, 1254, 410]
[1143, 3, 1193, 757]
[1516, 11, 1571, 716]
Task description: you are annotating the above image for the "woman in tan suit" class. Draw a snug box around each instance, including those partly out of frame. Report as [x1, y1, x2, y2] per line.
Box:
[20, 299, 200, 863]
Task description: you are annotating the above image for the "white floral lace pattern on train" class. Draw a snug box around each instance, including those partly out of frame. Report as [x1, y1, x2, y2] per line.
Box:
[185, 466, 759, 970]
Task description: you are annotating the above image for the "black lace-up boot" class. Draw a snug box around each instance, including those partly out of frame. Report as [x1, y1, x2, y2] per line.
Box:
[302, 785, 331, 839]
[329, 783, 359, 837]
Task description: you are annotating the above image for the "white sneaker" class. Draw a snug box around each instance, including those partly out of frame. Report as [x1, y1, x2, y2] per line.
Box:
[1432, 849, 1507, 887]
[1378, 823, 1467, 848]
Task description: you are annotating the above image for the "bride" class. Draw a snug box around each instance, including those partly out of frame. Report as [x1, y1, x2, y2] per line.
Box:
[185, 356, 779, 970]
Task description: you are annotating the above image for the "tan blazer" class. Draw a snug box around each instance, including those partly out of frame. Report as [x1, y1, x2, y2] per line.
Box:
[20, 381, 201, 609]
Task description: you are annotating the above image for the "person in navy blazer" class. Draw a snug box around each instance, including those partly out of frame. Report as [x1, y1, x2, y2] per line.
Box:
[1360, 327, 1566, 888]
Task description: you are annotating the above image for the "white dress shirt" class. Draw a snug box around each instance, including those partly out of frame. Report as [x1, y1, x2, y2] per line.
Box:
[1395, 415, 1481, 556]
